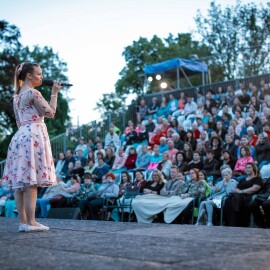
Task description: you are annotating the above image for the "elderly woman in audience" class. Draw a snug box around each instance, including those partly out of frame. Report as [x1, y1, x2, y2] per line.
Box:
[224, 163, 263, 227]
[87, 173, 119, 220]
[148, 128, 163, 150]
[159, 136, 169, 154]
[196, 167, 237, 226]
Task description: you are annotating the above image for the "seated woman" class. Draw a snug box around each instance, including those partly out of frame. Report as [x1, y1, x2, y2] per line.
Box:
[224, 163, 263, 227]
[142, 170, 165, 195]
[65, 173, 101, 208]
[174, 151, 187, 172]
[196, 167, 237, 226]
[132, 166, 185, 223]
[110, 171, 132, 221]
[148, 128, 163, 150]
[116, 171, 147, 219]
[48, 175, 81, 208]
[103, 147, 116, 170]
[124, 147, 138, 171]
[233, 145, 254, 180]
[55, 152, 67, 179]
[110, 147, 127, 174]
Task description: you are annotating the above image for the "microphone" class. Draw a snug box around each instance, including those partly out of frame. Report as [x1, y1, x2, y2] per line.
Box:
[42, 80, 73, 87]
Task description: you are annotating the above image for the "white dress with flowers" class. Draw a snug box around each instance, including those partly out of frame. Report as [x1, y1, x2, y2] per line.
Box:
[3, 88, 57, 190]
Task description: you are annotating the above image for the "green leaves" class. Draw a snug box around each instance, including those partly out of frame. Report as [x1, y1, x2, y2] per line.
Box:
[195, 1, 270, 79]
[0, 20, 71, 160]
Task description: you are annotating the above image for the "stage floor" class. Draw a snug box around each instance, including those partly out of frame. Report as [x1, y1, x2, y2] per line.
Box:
[0, 217, 269, 270]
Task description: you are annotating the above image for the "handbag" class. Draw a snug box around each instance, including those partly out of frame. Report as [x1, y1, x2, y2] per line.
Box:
[212, 198, 222, 208]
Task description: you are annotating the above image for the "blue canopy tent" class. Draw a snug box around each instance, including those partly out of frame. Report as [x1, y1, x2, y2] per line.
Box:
[144, 58, 208, 89]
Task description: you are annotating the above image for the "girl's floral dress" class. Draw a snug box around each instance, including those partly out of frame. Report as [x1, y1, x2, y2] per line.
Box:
[3, 89, 57, 190]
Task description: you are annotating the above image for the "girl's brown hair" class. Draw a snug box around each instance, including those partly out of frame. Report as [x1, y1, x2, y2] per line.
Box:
[14, 62, 39, 94]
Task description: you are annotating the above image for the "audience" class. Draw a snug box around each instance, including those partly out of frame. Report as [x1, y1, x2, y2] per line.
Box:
[2, 77, 270, 228]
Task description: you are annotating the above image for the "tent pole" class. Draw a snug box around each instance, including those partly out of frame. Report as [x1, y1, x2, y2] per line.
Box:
[202, 72, 205, 86]
[208, 69, 212, 84]
[177, 68, 180, 89]
[180, 67, 193, 87]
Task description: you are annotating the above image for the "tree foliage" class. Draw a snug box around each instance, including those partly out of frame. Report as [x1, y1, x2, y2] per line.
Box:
[97, 33, 212, 114]
[0, 20, 71, 159]
[195, 1, 270, 79]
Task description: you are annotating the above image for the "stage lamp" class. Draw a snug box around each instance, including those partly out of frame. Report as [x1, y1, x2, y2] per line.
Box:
[160, 82, 167, 89]
[156, 74, 161, 80]
[147, 76, 153, 82]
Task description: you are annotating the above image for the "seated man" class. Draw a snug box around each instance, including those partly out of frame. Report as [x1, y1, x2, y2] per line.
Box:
[92, 158, 110, 183]
[186, 151, 204, 171]
[104, 128, 120, 150]
[74, 149, 87, 167]
[135, 145, 151, 171]
[203, 149, 221, 185]
[159, 137, 169, 154]
[75, 137, 88, 158]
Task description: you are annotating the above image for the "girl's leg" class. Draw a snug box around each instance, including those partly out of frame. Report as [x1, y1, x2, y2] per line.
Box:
[24, 186, 39, 225]
[14, 189, 27, 224]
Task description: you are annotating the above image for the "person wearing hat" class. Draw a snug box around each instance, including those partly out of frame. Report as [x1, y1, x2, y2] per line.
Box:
[87, 172, 119, 220]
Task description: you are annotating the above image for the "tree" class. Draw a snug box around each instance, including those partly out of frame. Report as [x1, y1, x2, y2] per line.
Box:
[97, 33, 212, 114]
[0, 20, 71, 159]
[95, 92, 125, 117]
[195, 1, 270, 80]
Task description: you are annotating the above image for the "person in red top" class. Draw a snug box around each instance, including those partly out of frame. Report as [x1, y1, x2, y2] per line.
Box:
[124, 147, 138, 171]
[167, 140, 179, 163]
[148, 128, 163, 150]
[192, 122, 201, 140]
[263, 122, 270, 141]
[247, 127, 258, 147]
[161, 119, 170, 137]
